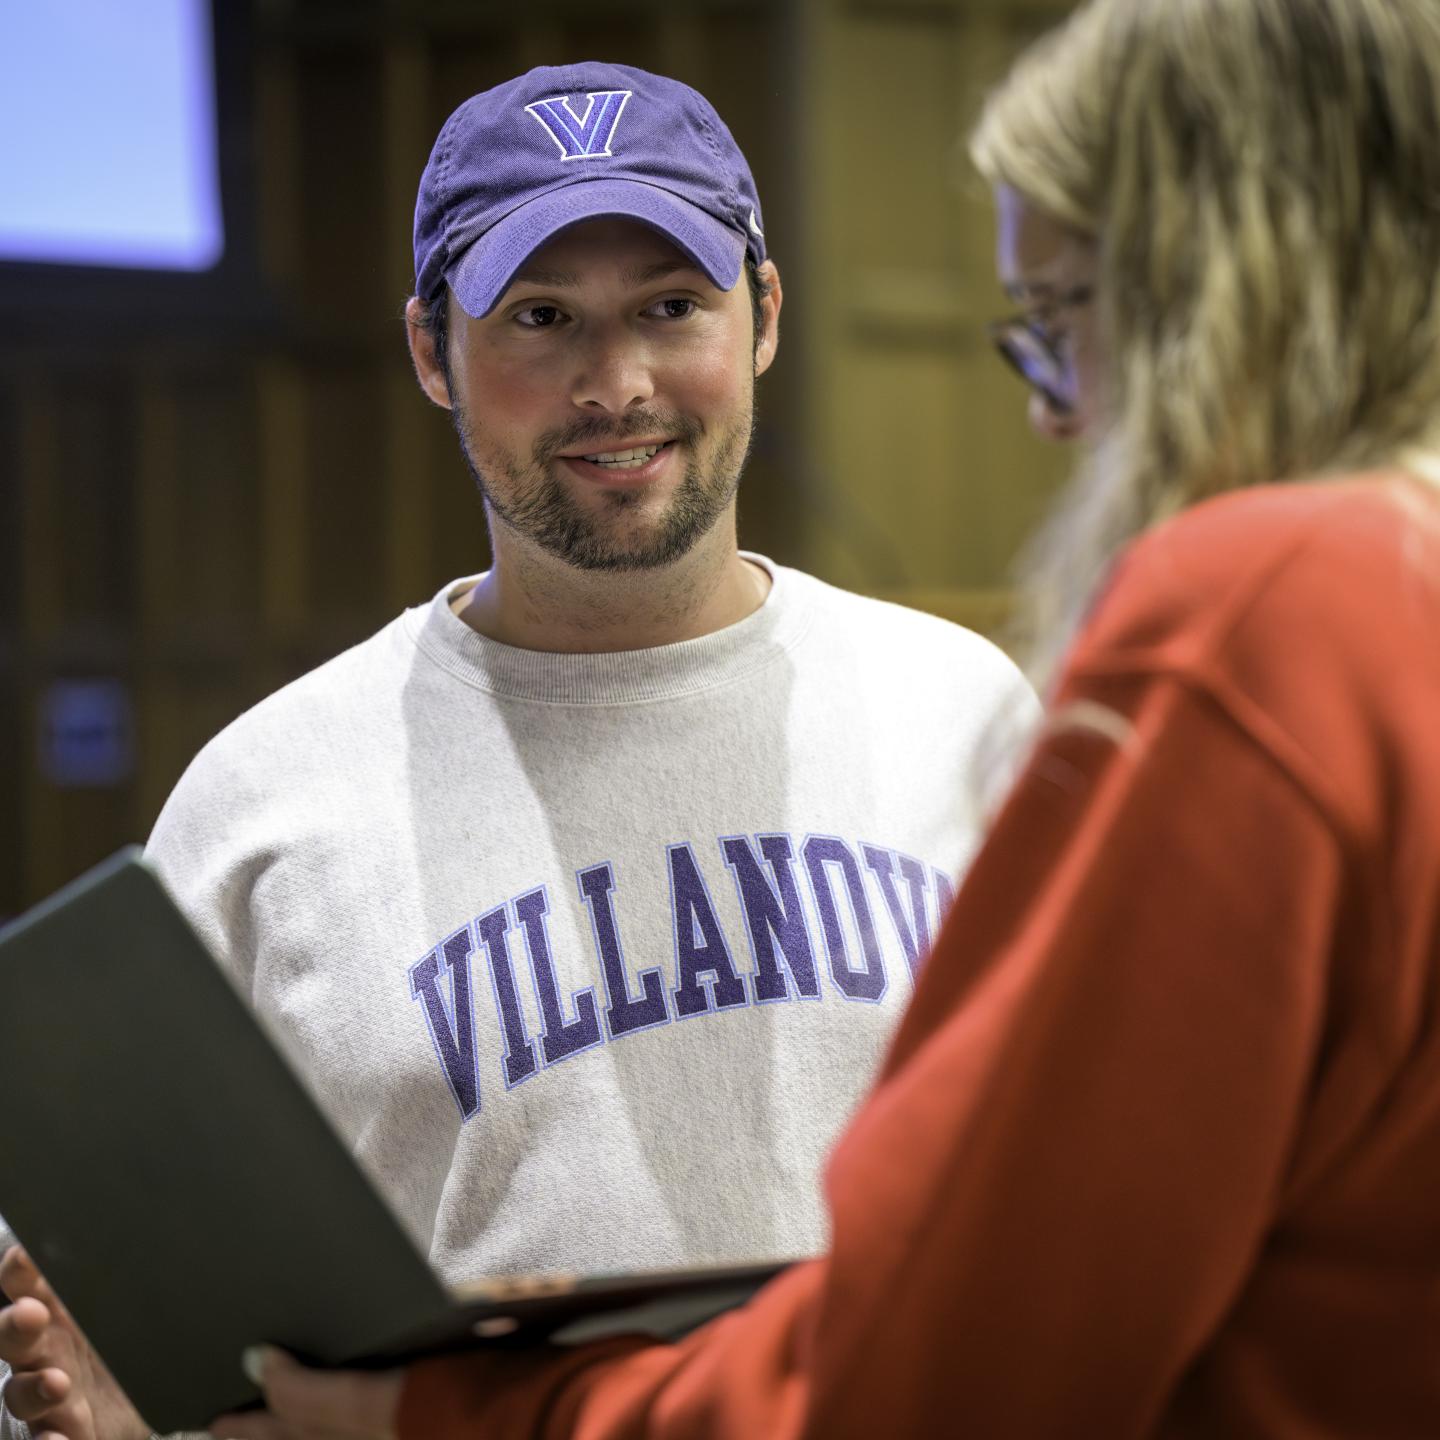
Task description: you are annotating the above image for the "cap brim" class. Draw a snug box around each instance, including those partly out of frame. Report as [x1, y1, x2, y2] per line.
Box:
[446, 179, 748, 318]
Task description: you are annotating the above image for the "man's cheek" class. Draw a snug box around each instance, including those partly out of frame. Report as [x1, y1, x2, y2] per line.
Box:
[671, 360, 746, 417]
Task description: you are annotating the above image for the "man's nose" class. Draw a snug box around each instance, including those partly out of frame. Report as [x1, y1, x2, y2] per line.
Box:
[570, 327, 656, 413]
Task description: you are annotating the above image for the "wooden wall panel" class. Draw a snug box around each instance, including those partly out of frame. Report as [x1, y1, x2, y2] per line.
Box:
[556, 15, 660, 70]
[23, 741, 136, 905]
[834, 15, 963, 276]
[792, 0, 1072, 625]
[252, 356, 308, 649]
[0, 668, 17, 922]
[825, 341, 974, 584]
[428, 32, 527, 135]
[296, 49, 388, 334]
[168, 370, 265, 627]
[51, 379, 138, 627]
[0, 385, 18, 635]
[301, 363, 387, 628]
[0, 380, 17, 918]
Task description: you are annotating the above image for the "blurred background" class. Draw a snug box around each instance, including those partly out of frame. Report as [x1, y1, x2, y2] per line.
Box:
[0, 0, 1072, 917]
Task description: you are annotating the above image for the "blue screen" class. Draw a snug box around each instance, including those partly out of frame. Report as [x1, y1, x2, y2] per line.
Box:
[0, 0, 223, 271]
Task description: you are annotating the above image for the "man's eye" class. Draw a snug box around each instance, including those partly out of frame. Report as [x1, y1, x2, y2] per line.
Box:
[647, 297, 697, 320]
[515, 305, 564, 328]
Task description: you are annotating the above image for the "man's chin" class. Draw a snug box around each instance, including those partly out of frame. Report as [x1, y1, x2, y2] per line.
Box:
[478, 453, 739, 574]
[527, 479, 733, 571]
[543, 528, 708, 573]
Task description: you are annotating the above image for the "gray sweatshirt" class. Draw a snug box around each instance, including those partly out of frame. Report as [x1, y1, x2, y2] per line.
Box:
[0, 559, 1033, 1435]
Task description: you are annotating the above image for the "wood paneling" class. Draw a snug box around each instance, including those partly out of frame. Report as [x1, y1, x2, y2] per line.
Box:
[794, 0, 1072, 607]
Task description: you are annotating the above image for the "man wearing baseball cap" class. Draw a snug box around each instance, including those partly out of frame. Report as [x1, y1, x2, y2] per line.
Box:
[0, 63, 1030, 1440]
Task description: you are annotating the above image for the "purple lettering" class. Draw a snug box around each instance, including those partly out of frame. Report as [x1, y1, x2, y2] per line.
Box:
[862, 845, 931, 979]
[408, 925, 482, 1119]
[721, 834, 820, 1002]
[476, 904, 540, 1088]
[803, 836, 888, 1003]
[577, 863, 670, 1038]
[514, 887, 602, 1066]
[669, 843, 747, 1018]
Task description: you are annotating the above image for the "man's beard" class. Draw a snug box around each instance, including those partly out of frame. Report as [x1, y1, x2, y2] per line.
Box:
[450, 394, 757, 572]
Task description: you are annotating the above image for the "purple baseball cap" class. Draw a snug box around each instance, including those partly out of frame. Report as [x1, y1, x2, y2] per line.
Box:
[414, 62, 767, 318]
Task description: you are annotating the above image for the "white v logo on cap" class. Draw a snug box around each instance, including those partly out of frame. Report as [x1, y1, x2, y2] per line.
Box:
[525, 91, 632, 161]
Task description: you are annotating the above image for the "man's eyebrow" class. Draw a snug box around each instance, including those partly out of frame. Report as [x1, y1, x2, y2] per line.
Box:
[621, 259, 705, 286]
[508, 266, 581, 288]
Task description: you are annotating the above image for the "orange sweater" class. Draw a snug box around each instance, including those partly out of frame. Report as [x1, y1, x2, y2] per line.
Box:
[400, 477, 1440, 1438]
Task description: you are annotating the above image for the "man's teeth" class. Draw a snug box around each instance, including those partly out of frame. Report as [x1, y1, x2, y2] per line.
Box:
[580, 444, 664, 468]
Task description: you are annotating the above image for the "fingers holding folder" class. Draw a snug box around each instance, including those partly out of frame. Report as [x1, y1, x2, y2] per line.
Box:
[0, 1246, 146, 1440]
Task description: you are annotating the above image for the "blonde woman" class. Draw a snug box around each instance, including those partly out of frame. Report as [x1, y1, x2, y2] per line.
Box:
[5, 0, 1440, 1434]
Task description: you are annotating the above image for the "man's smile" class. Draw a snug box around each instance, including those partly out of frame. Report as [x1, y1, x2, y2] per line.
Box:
[557, 439, 679, 484]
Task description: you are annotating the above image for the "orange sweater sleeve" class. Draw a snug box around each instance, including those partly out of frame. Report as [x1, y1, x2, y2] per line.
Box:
[400, 664, 1356, 1439]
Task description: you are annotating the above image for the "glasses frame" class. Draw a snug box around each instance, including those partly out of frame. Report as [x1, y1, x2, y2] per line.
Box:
[986, 285, 1096, 417]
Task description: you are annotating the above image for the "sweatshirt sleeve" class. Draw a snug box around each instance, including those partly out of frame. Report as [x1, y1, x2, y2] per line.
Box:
[398, 664, 1357, 1440]
[0, 1374, 32, 1440]
[142, 743, 260, 992]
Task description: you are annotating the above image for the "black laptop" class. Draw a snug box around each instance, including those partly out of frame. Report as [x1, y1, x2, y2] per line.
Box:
[0, 850, 786, 1433]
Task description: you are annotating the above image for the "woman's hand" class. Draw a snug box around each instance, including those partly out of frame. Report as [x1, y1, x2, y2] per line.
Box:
[210, 1348, 403, 1440]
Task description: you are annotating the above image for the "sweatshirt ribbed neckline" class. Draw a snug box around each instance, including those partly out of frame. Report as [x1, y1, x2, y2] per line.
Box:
[404, 554, 815, 705]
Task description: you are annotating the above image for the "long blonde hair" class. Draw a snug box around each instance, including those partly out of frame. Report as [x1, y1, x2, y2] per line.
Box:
[971, 0, 1440, 684]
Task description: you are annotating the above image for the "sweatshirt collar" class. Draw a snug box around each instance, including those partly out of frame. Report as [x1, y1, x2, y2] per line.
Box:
[405, 553, 814, 704]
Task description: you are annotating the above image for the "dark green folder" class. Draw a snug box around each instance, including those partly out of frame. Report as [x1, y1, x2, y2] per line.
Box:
[0, 850, 785, 1434]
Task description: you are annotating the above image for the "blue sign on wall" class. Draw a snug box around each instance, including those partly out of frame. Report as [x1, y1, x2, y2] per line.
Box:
[40, 681, 134, 788]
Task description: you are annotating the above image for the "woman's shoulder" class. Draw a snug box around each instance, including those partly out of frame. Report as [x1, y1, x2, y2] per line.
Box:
[1077, 473, 1440, 668]
[1147, 472, 1432, 569]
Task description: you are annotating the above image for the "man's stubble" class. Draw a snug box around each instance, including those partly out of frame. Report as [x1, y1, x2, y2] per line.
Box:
[449, 388, 758, 574]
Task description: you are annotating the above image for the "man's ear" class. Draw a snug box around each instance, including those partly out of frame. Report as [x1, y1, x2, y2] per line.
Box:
[404, 296, 454, 409]
[754, 261, 782, 378]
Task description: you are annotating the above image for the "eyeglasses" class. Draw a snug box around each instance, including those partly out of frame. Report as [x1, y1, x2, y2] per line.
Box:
[987, 285, 1095, 417]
